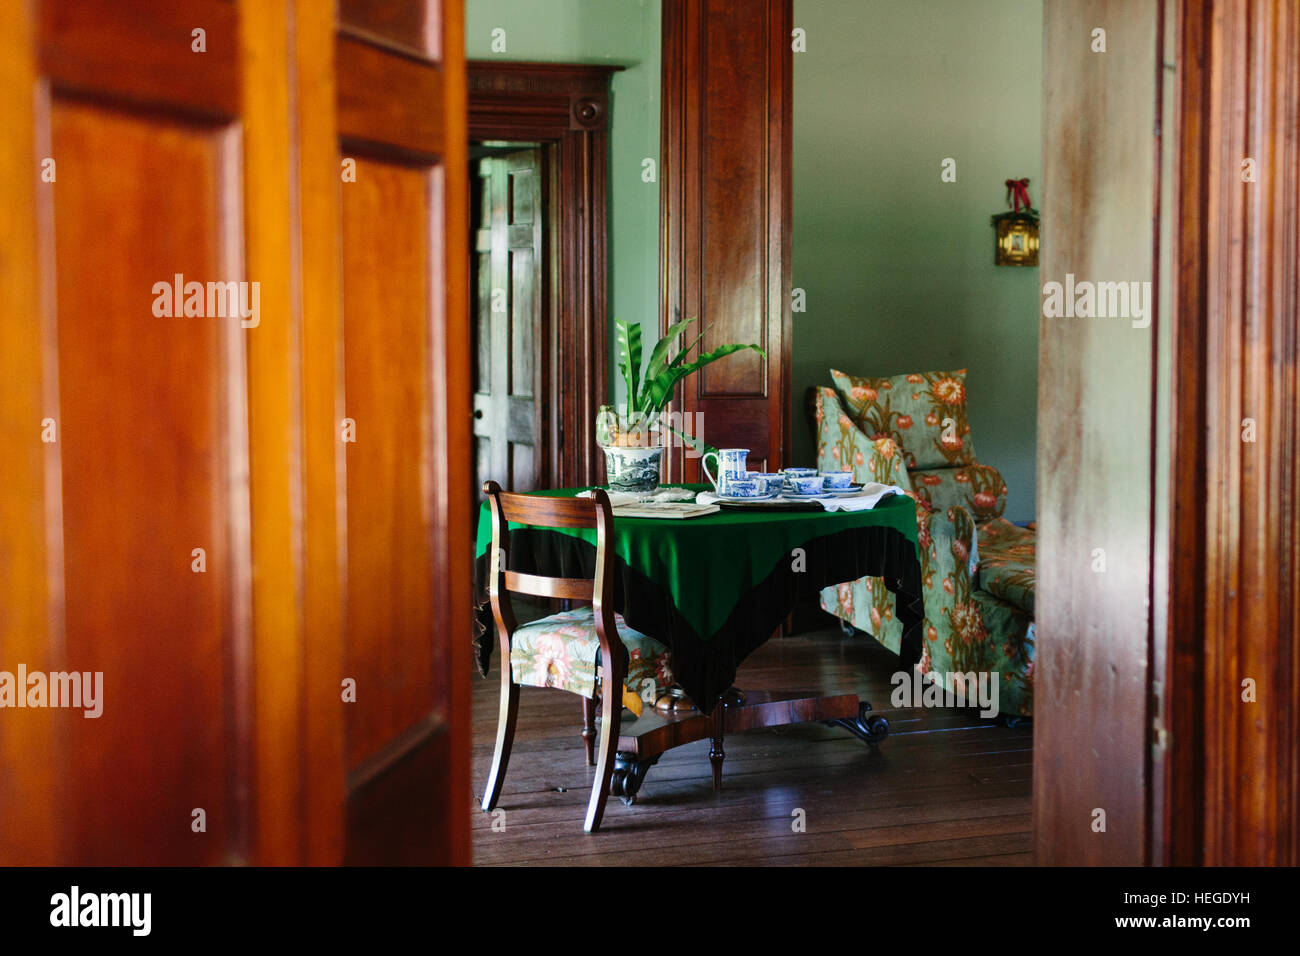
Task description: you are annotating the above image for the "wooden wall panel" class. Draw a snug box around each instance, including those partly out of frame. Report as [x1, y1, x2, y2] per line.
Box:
[660, 0, 791, 479]
[1035, 0, 1162, 865]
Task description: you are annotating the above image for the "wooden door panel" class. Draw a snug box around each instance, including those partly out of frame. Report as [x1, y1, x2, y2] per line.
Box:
[339, 0, 440, 58]
[661, 0, 791, 482]
[2, 0, 468, 866]
[340, 156, 438, 770]
[698, 3, 768, 397]
[473, 148, 545, 494]
[40, 0, 239, 118]
[51, 101, 248, 865]
[337, 0, 470, 865]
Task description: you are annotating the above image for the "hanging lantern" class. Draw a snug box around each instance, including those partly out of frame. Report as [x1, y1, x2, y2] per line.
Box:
[991, 177, 1039, 266]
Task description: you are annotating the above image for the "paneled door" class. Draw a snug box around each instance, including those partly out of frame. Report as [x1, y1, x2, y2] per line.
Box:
[0, 0, 470, 865]
[660, 0, 792, 480]
[473, 148, 547, 495]
[335, 1, 471, 865]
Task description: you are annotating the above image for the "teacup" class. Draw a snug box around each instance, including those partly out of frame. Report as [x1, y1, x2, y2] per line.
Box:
[821, 471, 855, 490]
[723, 478, 761, 498]
[752, 472, 785, 495]
[788, 475, 825, 496]
[781, 466, 817, 490]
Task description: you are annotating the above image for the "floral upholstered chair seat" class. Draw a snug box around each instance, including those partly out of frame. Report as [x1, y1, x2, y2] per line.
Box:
[509, 606, 675, 704]
[809, 370, 1036, 717]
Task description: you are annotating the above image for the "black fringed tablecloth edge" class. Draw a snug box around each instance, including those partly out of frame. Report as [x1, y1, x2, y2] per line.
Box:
[472, 523, 924, 716]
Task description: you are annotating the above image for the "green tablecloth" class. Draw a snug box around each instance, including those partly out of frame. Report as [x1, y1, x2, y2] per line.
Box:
[473, 485, 923, 713]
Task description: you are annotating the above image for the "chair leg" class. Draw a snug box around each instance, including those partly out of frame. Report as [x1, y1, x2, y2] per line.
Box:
[581, 696, 596, 766]
[584, 675, 622, 833]
[482, 674, 520, 813]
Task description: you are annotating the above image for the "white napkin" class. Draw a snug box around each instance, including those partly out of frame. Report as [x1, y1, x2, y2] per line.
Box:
[819, 482, 908, 512]
[578, 487, 697, 507]
[696, 482, 907, 512]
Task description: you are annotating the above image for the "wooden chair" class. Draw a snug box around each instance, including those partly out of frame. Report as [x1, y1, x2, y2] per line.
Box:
[481, 480, 667, 833]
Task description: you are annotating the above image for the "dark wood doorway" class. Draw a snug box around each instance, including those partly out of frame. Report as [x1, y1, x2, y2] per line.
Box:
[468, 61, 621, 491]
[1036, 0, 1300, 865]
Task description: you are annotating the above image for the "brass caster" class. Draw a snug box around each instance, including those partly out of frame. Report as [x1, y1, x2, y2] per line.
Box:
[654, 687, 697, 713]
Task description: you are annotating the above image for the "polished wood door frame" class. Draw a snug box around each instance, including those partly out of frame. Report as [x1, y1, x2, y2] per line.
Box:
[468, 61, 620, 488]
[1158, 0, 1300, 866]
[1036, 0, 1300, 866]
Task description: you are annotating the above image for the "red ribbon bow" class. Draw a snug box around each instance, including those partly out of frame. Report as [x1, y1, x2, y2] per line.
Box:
[1005, 178, 1033, 214]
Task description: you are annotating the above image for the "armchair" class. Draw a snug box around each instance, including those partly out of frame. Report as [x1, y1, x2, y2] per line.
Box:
[809, 378, 1034, 718]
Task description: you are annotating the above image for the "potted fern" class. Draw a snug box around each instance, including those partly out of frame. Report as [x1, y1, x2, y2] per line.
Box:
[599, 316, 764, 492]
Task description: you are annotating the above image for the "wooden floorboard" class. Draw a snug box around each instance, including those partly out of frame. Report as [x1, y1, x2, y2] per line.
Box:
[472, 618, 1033, 865]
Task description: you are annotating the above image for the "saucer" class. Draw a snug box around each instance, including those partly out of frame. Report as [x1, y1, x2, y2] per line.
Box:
[781, 490, 831, 500]
[824, 485, 864, 497]
[714, 491, 779, 503]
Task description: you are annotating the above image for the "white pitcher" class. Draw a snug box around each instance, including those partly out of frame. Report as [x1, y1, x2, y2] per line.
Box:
[702, 448, 750, 495]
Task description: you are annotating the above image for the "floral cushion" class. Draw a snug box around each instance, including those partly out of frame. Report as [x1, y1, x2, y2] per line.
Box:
[910, 464, 1008, 524]
[830, 368, 978, 470]
[976, 518, 1036, 615]
[812, 387, 911, 487]
[509, 606, 674, 704]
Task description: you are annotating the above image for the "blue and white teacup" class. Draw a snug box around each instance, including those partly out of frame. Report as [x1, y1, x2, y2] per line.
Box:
[788, 475, 825, 496]
[724, 478, 762, 498]
[781, 466, 817, 490]
[821, 471, 855, 490]
[752, 472, 784, 495]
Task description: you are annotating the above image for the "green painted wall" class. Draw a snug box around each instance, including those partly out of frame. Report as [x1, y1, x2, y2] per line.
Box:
[791, 0, 1042, 521]
[465, 0, 661, 406]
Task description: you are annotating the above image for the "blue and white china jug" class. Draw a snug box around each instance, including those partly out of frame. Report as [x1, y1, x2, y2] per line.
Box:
[702, 448, 750, 495]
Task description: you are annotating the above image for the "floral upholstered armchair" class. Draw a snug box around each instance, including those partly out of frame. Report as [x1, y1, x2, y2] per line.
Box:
[808, 368, 1035, 718]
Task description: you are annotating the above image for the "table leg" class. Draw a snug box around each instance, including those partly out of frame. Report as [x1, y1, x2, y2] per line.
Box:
[617, 687, 868, 802]
[709, 708, 725, 791]
[826, 700, 890, 747]
[609, 752, 660, 806]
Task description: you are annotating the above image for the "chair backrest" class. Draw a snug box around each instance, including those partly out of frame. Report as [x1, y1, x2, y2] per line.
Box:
[481, 480, 617, 626]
